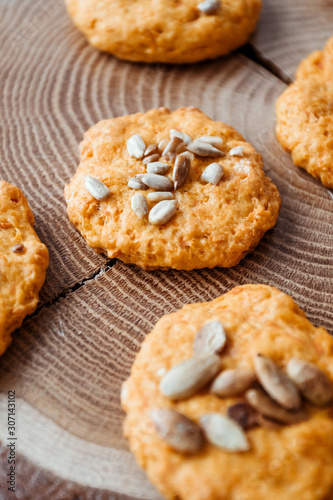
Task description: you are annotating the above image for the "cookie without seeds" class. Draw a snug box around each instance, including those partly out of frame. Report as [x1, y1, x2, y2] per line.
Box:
[276, 37, 333, 188]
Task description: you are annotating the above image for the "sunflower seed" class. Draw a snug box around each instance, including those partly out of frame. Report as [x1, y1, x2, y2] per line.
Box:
[181, 151, 195, 161]
[170, 129, 191, 145]
[144, 144, 158, 157]
[85, 175, 110, 201]
[200, 414, 250, 452]
[151, 409, 205, 454]
[162, 137, 183, 156]
[193, 321, 226, 356]
[254, 354, 301, 410]
[131, 193, 148, 219]
[135, 174, 146, 180]
[161, 152, 177, 162]
[147, 192, 174, 202]
[141, 174, 174, 191]
[127, 134, 146, 159]
[287, 359, 333, 407]
[229, 146, 244, 156]
[197, 0, 221, 14]
[147, 162, 171, 175]
[128, 177, 148, 190]
[211, 368, 256, 398]
[187, 141, 222, 157]
[160, 354, 221, 400]
[201, 163, 224, 185]
[227, 403, 260, 430]
[149, 200, 178, 225]
[175, 141, 187, 154]
[158, 138, 169, 154]
[173, 154, 191, 190]
[142, 153, 160, 165]
[197, 136, 224, 149]
[245, 388, 308, 425]
[12, 243, 25, 253]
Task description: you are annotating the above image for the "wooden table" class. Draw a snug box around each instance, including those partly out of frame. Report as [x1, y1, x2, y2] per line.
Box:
[0, 1, 332, 498]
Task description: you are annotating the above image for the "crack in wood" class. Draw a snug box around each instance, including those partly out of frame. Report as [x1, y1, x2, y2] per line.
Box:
[240, 43, 293, 85]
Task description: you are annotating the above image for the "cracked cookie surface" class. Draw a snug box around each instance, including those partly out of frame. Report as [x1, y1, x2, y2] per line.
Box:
[276, 37, 333, 189]
[65, 0, 262, 63]
[0, 181, 49, 356]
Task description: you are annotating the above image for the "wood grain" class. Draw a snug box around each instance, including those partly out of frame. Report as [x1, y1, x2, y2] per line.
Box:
[251, 0, 333, 80]
[0, 0, 332, 498]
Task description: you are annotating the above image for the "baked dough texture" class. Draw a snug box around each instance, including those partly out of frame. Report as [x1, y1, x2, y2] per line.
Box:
[65, 107, 280, 271]
[65, 0, 262, 64]
[0, 181, 49, 356]
[122, 284, 333, 500]
[276, 37, 333, 188]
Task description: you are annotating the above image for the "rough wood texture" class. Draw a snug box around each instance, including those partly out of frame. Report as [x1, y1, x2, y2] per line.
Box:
[0, 0, 332, 498]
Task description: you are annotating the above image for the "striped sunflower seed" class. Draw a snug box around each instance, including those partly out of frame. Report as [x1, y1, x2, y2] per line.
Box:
[254, 354, 301, 410]
[193, 321, 226, 356]
[147, 192, 174, 202]
[187, 141, 222, 157]
[147, 162, 171, 175]
[211, 368, 256, 398]
[287, 359, 333, 407]
[200, 414, 250, 452]
[142, 153, 160, 165]
[127, 134, 146, 159]
[142, 174, 174, 191]
[170, 129, 191, 145]
[151, 409, 205, 454]
[128, 177, 148, 190]
[131, 193, 148, 219]
[162, 137, 183, 156]
[85, 175, 110, 201]
[149, 199, 178, 225]
[144, 144, 158, 157]
[158, 138, 169, 154]
[245, 388, 308, 425]
[227, 403, 260, 430]
[229, 146, 244, 156]
[198, 136, 224, 149]
[160, 354, 221, 400]
[201, 163, 224, 185]
[173, 154, 191, 190]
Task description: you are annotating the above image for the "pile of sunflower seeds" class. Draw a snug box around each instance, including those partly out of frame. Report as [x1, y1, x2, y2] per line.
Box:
[150, 320, 333, 455]
[125, 129, 244, 225]
[84, 129, 245, 226]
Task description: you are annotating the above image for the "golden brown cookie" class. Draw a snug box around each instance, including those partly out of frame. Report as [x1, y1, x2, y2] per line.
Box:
[0, 181, 49, 356]
[65, 0, 262, 64]
[65, 107, 280, 271]
[276, 37, 333, 188]
[122, 284, 333, 500]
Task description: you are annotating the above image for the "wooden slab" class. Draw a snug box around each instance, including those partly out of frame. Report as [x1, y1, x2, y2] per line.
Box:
[251, 0, 333, 80]
[0, 0, 333, 498]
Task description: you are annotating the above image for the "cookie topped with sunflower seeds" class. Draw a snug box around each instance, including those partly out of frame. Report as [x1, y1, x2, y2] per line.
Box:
[65, 107, 280, 270]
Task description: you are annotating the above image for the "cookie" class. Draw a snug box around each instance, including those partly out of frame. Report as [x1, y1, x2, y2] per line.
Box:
[276, 37, 333, 188]
[122, 284, 333, 500]
[65, 107, 280, 271]
[65, 0, 262, 64]
[0, 181, 49, 356]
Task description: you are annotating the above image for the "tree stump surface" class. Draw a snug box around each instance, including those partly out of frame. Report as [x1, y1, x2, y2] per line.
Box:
[0, 1, 332, 499]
